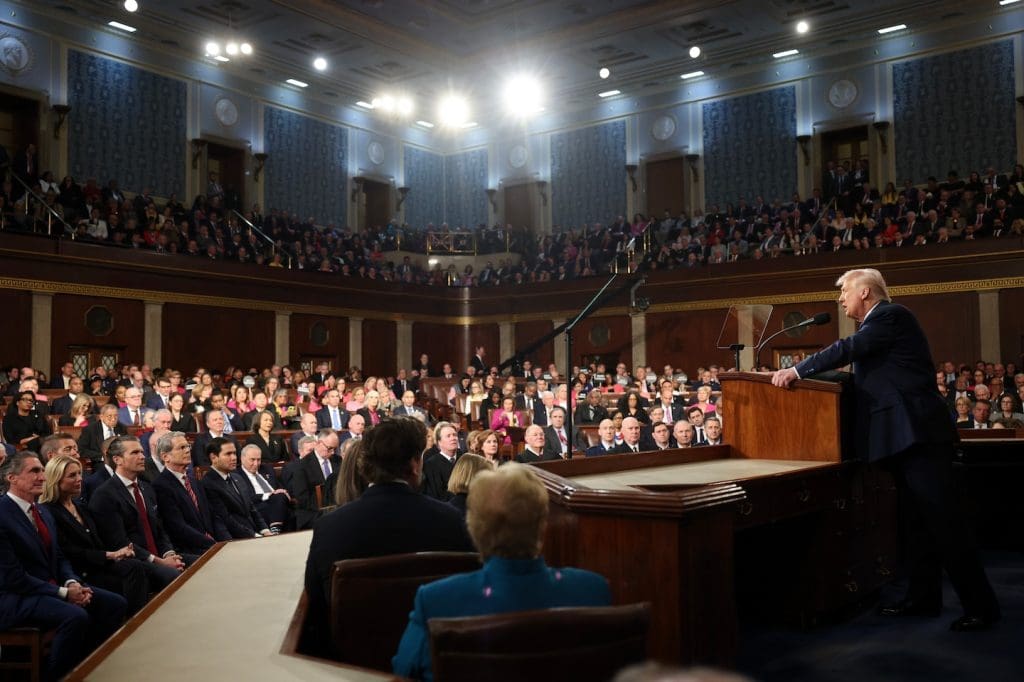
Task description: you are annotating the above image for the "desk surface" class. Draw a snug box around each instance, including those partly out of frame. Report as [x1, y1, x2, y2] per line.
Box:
[72, 532, 393, 681]
[570, 458, 834, 491]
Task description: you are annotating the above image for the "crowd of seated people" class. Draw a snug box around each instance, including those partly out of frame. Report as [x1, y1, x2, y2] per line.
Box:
[4, 143, 1021, 287]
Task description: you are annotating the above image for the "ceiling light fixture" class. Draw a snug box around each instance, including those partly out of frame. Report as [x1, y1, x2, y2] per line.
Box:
[416, 120, 435, 128]
[108, 21, 137, 32]
[503, 75, 545, 116]
[877, 24, 908, 34]
[240, 43, 252, 55]
[313, 57, 328, 71]
[225, 42, 239, 56]
[689, 46, 701, 59]
[123, 0, 139, 12]
[599, 67, 610, 79]
[205, 41, 220, 56]
[286, 78, 309, 88]
[598, 89, 621, 98]
[213, 55, 230, 63]
[437, 94, 470, 127]
[999, 0, 1020, 5]
[772, 49, 799, 58]
[356, 100, 374, 109]
[680, 70, 704, 79]
[796, 20, 809, 34]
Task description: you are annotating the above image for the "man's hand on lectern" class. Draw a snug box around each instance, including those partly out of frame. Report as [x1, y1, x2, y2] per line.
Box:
[771, 367, 799, 388]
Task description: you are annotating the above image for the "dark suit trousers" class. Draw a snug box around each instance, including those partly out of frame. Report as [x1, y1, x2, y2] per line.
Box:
[888, 443, 999, 617]
[256, 493, 291, 527]
[23, 587, 126, 681]
[84, 557, 151, 616]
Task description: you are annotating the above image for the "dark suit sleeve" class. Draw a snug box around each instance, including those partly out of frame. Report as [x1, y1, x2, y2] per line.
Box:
[795, 305, 899, 377]
[47, 504, 108, 570]
[201, 475, 258, 538]
[0, 523, 63, 599]
[89, 482, 153, 562]
[77, 424, 104, 464]
[153, 477, 215, 552]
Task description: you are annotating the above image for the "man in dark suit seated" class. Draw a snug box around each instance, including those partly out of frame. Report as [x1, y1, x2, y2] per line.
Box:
[290, 412, 319, 456]
[392, 390, 430, 424]
[77, 403, 126, 470]
[703, 417, 723, 446]
[421, 421, 462, 501]
[515, 424, 560, 463]
[152, 432, 230, 555]
[968, 400, 992, 429]
[393, 462, 611, 681]
[116, 387, 151, 428]
[200, 438, 273, 539]
[585, 419, 618, 457]
[234, 443, 293, 532]
[191, 410, 237, 467]
[288, 429, 341, 530]
[281, 435, 316, 489]
[573, 389, 609, 425]
[772, 267, 1000, 631]
[0, 452, 127, 681]
[304, 417, 473, 654]
[640, 420, 674, 451]
[671, 420, 696, 448]
[89, 436, 196, 591]
[612, 417, 644, 454]
[541, 406, 572, 459]
[144, 377, 174, 411]
[315, 388, 348, 431]
[50, 376, 87, 416]
[82, 435, 118, 503]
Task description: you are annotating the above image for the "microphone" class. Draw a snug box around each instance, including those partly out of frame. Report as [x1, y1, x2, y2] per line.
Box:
[755, 312, 831, 369]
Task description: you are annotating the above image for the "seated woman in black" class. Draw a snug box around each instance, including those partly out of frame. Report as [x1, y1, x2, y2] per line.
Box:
[246, 409, 287, 464]
[3, 391, 52, 451]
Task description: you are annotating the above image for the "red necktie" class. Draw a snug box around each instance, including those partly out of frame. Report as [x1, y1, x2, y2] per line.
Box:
[558, 430, 567, 445]
[131, 482, 159, 556]
[133, 410, 141, 426]
[182, 475, 200, 510]
[30, 504, 52, 555]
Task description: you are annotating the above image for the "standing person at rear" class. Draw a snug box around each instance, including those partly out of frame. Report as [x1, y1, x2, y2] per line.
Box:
[771, 268, 999, 631]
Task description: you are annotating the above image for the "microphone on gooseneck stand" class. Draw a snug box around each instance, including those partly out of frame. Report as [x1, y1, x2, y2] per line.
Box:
[755, 313, 832, 369]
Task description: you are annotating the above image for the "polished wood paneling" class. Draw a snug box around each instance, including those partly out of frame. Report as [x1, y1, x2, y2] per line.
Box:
[901, 291, 978, 365]
[468, 323, 500, 371]
[289, 314, 349, 371]
[514, 320, 554, 368]
[51, 294, 145, 373]
[361, 319, 396, 376]
[757, 301, 839, 369]
[569, 315, 632, 370]
[0, 290, 32, 368]
[411, 323, 460, 371]
[645, 157, 685, 218]
[998, 288, 1024, 367]
[645, 310, 733, 375]
[161, 303, 274, 372]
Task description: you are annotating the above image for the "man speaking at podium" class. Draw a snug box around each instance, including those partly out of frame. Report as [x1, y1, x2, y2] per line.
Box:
[771, 268, 999, 632]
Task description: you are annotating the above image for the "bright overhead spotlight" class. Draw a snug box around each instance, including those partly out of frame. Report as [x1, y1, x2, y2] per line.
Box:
[355, 100, 375, 109]
[503, 75, 544, 116]
[240, 43, 253, 55]
[226, 42, 239, 56]
[397, 96, 414, 116]
[213, 55, 230, 63]
[461, 121, 478, 129]
[437, 94, 470, 127]
[599, 67, 611, 79]
[108, 21, 137, 32]
[680, 70, 704, 79]
[416, 120, 435, 128]
[286, 78, 309, 88]
[313, 57, 328, 71]
[598, 89, 621, 98]
[877, 24, 908, 34]
[123, 0, 139, 12]
[772, 49, 799, 58]
[796, 20, 809, 34]
[205, 41, 220, 56]
[689, 46, 701, 59]
[999, 0, 1021, 5]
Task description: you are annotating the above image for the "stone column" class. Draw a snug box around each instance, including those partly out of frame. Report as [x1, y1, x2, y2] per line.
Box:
[499, 322, 515, 364]
[396, 320, 413, 372]
[349, 317, 363, 370]
[30, 293, 53, 375]
[144, 301, 164, 368]
[977, 291, 1001, 363]
[630, 313, 646, 369]
[551, 318, 566, 373]
[274, 311, 291, 366]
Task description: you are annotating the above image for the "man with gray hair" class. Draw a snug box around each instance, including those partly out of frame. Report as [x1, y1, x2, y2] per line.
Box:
[152, 431, 228, 555]
[141, 408, 173, 481]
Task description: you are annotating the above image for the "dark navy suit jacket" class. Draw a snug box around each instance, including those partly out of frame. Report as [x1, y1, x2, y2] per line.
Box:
[794, 301, 956, 461]
[392, 557, 611, 681]
[152, 468, 230, 554]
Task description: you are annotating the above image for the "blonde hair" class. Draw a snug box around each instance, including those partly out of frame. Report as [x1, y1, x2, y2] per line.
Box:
[836, 268, 891, 302]
[70, 393, 94, 417]
[466, 462, 548, 560]
[447, 453, 495, 495]
[40, 454, 81, 504]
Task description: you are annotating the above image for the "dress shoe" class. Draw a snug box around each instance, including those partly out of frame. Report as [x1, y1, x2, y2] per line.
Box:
[949, 614, 1000, 632]
[877, 599, 941, 618]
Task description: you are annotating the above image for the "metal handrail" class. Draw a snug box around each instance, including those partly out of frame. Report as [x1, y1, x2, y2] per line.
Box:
[8, 174, 76, 238]
[232, 209, 293, 268]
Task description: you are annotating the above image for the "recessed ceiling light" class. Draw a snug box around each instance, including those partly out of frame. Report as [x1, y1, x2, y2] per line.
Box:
[205, 41, 220, 56]
[213, 55, 230, 63]
[680, 70, 704, 79]
[123, 0, 138, 12]
[598, 89, 621, 98]
[286, 78, 309, 88]
[356, 100, 374, 109]
[689, 46, 701, 59]
[240, 43, 252, 55]
[599, 67, 610, 79]
[999, 0, 1020, 5]
[108, 21, 136, 32]
[796, 20, 809, 34]
[416, 120, 435, 128]
[772, 49, 799, 58]
[225, 42, 239, 56]
[313, 57, 328, 71]
[877, 24, 908, 34]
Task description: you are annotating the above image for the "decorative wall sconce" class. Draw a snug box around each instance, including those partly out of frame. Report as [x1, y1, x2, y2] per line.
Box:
[51, 104, 71, 140]
[537, 180, 548, 206]
[486, 188, 498, 212]
[625, 164, 638, 193]
[191, 139, 207, 169]
[350, 176, 366, 203]
[872, 121, 890, 154]
[796, 135, 812, 165]
[253, 152, 268, 182]
[685, 154, 700, 181]
[396, 186, 410, 211]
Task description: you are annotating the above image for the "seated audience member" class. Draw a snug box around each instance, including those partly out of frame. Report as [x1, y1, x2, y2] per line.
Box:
[968, 399, 992, 429]
[282, 435, 316, 488]
[234, 443, 293, 532]
[89, 436, 195, 590]
[392, 462, 611, 681]
[642, 420, 674, 451]
[541, 406, 574, 459]
[992, 394, 1024, 426]
[246, 410, 288, 464]
[291, 412, 319, 454]
[953, 397, 973, 427]
[82, 436, 118, 502]
[468, 429, 501, 463]
[703, 417, 723, 446]
[59, 393, 95, 426]
[3, 390, 52, 452]
[490, 396, 526, 444]
[333, 439, 368, 507]
[0, 452, 128, 681]
[117, 387, 151, 427]
[654, 381, 685, 423]
[357, 390, 387, 428]
[304, 417, 473, 653]
[167, 392, 196, 433]
[52, 377, 88, 417]
[687, 406, 709, 445]
[289, 428, 341, 530]
[201, 438, 273, 539]
[613, 416, 644, 453]
[392, 389, 430, 423]
[42, 454, 150, 616]
[446, 453, 496, 517]
[38, 432, 81, 464]
[152, 432, 229, 555]
[585, 419, 618, 457]
[140, 409, 173, 477]
[574, 388, 609, 425]
[422, 421, 463, 501]
[672, 420, 696, 448]
[515, 424, 558, 463]
[191, 409, 237, 466]
[618, 391, 651, 425]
